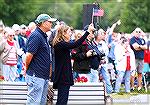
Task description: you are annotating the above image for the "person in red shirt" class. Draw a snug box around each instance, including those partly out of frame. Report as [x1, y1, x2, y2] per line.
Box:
[143, 40, 150, 72]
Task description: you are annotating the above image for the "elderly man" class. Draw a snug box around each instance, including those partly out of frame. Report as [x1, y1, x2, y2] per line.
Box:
[94, 29, 113, 94]
[25, 14, 56, 104]
[130, 27, 147, 91]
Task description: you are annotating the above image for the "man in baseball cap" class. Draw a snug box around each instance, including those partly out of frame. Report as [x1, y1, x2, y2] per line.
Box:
[25, 13, 56, 104]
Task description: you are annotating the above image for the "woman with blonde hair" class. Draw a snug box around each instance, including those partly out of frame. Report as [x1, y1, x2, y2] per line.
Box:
[52, 24, 95, 105]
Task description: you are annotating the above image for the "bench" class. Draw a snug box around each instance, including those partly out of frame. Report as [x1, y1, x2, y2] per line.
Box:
[53, 82, 106, 105]
[0, 82, 27, 104]
[0, 82, 106, 105]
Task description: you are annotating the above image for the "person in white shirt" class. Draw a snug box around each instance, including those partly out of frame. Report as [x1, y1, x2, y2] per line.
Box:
[114, 37, 136, 93]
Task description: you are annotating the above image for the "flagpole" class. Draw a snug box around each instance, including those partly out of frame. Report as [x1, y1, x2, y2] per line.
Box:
[100, 16, 101, 29]
[96, 16, 99, 35]
[92, 8, 94, 24]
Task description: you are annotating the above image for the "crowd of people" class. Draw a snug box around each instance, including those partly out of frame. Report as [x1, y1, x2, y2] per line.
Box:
[0, 20, 36, 82]
[0, 13, 150, 105]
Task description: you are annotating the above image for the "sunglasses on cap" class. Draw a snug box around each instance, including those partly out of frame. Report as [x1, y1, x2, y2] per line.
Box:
[47, 20, 52, 23]
[136, 31, 141, 33]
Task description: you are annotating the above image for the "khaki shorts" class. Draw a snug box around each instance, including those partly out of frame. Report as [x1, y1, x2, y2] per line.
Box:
[135, 59, 144, 73]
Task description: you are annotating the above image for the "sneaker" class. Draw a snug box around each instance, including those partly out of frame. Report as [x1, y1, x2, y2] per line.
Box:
[131, 87, 135, 92]
[111, 91, 117, 95]
[138, 87, 142, 91]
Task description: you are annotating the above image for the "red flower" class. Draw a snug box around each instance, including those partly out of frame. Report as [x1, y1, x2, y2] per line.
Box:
[77, 77, 81, 82]
[81, 76, 85, 79]
[84, 77, 88, 82]
[75, 76, 88, 83]
[0, 75, 4, 80]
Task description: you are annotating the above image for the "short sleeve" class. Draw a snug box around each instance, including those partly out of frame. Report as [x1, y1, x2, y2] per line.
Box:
[129, 38, 134, 45]
[26, 34, 40, 54]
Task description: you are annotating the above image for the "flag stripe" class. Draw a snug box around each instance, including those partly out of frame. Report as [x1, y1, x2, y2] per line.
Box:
[93, 8, 104, 16]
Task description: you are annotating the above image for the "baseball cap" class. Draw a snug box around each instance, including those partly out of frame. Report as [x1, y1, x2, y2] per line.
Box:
[134, 27, 141, 32]
[35, 14, 57, 24]
[20, 24, 27, 29]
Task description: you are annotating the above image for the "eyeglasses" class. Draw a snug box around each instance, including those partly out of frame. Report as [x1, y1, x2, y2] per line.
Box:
[9, 35, 15, 37]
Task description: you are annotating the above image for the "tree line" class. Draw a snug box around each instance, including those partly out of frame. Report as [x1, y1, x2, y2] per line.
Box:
[0, 0, 149, 33]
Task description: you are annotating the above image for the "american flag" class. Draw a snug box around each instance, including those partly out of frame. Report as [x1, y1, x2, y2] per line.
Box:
[93, 8, 104, 17]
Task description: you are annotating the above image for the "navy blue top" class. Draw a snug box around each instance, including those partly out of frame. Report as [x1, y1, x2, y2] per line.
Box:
[53, 31, 90, 89]
[130, 36, 145, 59]
[26, 27, 51, 80]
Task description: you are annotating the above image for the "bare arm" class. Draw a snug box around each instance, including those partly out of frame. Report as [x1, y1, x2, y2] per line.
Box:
[49, 64, 52, 78]
[25, 52, 33, 71]
[139, 44, 147, 50]
[132, 42, 147, 50]
[109, 20, 120, 34]
[132, 42, 141, 50]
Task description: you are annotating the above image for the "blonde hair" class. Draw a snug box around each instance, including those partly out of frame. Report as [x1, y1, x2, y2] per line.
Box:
[52, 25, 70, 46]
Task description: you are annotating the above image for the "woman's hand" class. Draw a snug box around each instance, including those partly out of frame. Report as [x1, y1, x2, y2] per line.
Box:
[87, 23, 95, 34]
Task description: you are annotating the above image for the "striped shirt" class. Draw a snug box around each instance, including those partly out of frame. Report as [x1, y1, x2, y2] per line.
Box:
[4, 40, 17, 66]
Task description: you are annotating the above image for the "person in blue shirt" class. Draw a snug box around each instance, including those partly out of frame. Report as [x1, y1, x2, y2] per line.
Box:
[25, 14, 56, 104]
[130, 27, 147, 91]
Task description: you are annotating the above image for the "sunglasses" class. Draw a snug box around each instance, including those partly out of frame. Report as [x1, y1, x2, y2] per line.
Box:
[47, 21, 52, 24]
[136, 31, 141, 33]
[9, 35, 15, 37]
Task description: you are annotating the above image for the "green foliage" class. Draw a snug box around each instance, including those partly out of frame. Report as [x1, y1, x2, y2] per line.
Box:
[0, 0, 96, 28]
[120, 0, 150, 33]
[99, 1, 124, 31]
[0, 0, 35, 26]
[0, 0, 150, 32]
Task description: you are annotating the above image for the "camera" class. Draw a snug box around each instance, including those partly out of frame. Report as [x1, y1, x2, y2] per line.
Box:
[91, 50, 97, 56]
[92, 30, 96, 34]
[98, 51, 105, 60]
[90, 50, 106, 70]
[91, 50, 105, 59]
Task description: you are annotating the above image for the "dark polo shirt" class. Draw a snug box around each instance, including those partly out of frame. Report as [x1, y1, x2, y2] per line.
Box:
[130, 36, 145, 59]
[26, 27, 51, 80]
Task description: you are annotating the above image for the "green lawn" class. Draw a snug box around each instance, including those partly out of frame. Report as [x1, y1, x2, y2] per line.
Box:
[111, 87, 150, 99]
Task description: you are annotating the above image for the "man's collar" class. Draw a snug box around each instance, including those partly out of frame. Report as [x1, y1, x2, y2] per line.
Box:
[36, 27, 47, 38]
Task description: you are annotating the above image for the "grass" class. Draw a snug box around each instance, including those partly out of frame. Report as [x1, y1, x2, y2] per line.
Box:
[110, 87, 150, 99]
[110, 89, 150, 105]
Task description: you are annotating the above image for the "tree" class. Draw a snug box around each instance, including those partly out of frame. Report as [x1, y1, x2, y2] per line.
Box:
[2, 0, 149, 32]
[0, 0, 35, 26]
[0, 0, 97, 28]
[120, 0, 150, 33]
[99, 1, 124, 31]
